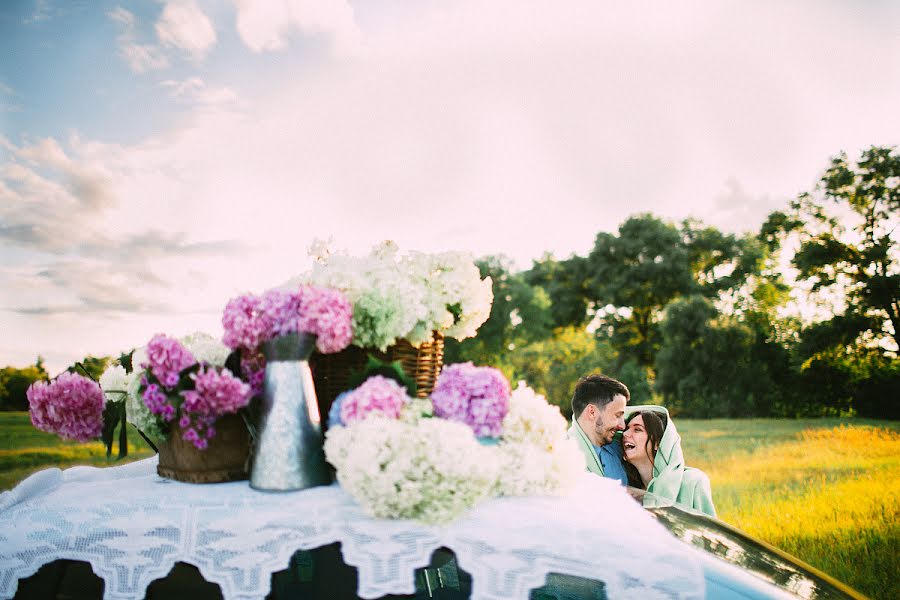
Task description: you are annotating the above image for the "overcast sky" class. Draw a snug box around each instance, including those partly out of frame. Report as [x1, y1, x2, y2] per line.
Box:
[1, 0, 899, 374]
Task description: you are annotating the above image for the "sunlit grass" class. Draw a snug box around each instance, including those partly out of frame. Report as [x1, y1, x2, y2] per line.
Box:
[679, 420, 900, 600]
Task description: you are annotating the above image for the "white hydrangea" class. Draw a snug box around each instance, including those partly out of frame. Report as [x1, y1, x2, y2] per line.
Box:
[99, 365, 128, 404]
[180, 331, 230, 367]
[301, 242, 492, 349]
[324, 417, 500, 523]
[131, 345, 148, 373]
[495, 438, 584, 497]
[501, 382, 569, 451]
[495, 382, 584, 497]
[124, 368, 164, 440]
[400, 397, 434, 423]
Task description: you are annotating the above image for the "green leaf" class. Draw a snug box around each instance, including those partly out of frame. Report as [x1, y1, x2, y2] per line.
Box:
[346, 356, 417, 396]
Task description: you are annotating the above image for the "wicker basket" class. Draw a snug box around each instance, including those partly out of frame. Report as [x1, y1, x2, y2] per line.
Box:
[310, 331, 445, 426]
[156, 413, 251, 483]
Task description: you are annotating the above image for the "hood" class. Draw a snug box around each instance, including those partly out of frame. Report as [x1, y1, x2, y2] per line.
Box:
[624, 405, 685, 502]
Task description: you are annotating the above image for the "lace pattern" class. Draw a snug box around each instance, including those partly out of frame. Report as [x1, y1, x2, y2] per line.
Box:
[0, 457, 703, 600]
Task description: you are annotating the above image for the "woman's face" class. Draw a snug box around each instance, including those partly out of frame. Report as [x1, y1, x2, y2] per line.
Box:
[622, 415, 653, 464]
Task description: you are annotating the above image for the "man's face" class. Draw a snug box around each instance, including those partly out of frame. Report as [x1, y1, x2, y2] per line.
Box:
[590, 395, 627, 446]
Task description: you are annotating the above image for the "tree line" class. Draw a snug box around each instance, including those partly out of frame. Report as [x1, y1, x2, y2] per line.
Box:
[3, 147, 897, 419]
[445, 146, 899, 419]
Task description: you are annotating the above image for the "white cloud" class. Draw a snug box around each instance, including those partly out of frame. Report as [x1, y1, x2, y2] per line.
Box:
[22, 0, 52, 24]
[108, 6, 169, 73]
[0, 133, 248, 335]
[234, 0, 361, 55]
[160, 77, 244, 109]
[155, 0, 218, 61]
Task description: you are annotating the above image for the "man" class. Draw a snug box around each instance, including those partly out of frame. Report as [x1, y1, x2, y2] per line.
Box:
[567, 374, 629, 485]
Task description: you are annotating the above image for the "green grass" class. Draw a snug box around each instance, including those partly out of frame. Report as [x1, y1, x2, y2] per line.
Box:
[2, 413, 898, 598]
[0, 412, 154, 490]
[679, 418, 900, 600]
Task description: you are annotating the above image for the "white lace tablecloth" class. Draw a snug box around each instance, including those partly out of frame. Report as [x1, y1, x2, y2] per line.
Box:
[0, 457, 703, 600]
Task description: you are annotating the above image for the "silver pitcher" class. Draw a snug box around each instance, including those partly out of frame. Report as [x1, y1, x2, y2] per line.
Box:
[250, 332, 332, 491]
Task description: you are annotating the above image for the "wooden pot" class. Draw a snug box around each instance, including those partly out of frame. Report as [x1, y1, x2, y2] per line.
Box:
[157, 413, 251, 483]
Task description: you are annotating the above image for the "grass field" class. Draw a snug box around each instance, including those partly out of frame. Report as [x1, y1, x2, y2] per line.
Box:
[0, 412, 155, 491]
[678, 418, 900, 600]
[2, 413, 898, 599]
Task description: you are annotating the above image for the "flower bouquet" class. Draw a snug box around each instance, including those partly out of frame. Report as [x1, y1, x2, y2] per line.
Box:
[132, 332, 253, 482]
[324, 363, 585, 524]
[298, 241, 494, 415]
[221, 283, 354, 490]
[27, 331, 256, 482]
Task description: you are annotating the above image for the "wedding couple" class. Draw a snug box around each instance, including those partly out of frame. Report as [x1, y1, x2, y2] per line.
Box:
[567, 374, 716, 517]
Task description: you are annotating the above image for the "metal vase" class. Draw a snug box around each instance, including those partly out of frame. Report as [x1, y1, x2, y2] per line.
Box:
[250, 332, 332, 491]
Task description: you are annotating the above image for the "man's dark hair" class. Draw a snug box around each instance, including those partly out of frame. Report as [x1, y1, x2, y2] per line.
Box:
[571, 374, 630, 418]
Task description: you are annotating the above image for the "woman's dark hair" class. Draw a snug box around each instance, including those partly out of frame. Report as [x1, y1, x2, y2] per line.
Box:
[623, 410, 667, 489]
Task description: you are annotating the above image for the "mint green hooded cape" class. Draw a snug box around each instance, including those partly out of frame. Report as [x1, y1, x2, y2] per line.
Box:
[567, 419, 605, 477]
[624, 405, 716, 517]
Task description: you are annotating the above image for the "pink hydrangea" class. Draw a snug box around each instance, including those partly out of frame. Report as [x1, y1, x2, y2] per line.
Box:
[143, 334, 196, 389]
[298, 285, 353, 354]
[27, 372, 105, 442]
[178, 367, 252, 449]
[340, 375, 409, 425]
[259, 288, 303, 337]
[182, 367, 251, 416]
[222, 294, 271, 350]
[222, 286, 353, 355]
[431, 362, 510, 438]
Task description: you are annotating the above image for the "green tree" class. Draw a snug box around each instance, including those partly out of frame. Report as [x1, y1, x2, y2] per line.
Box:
[524, 254, 592, 329]
[503, 326, 618, 417]
[585, 214, 756, 369]
[0, 359, 49, 411]
[782, 146, 899, 353]
[444, 255, 553, 367]
[656, 296, 780, 417]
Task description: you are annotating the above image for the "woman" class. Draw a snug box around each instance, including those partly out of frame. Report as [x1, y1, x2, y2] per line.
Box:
[621, 405, 716, 517]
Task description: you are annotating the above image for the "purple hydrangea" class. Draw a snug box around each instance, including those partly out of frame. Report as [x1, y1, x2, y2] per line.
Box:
[222, 294, 271, 350]
[143, 334, 196, 389]
[430, 362, 510, 438]
[27, 372, 105, 442]
[141, 378, 177, 422]
[178, 367, 251, 449]
[259, 288, 303, 337]
[240, 350, 266, 398]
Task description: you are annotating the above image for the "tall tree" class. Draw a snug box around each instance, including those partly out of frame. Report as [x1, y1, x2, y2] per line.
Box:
[524, 253, 592, 329]
[656, 295, 779, 417]
[778, 146, 899, 352]
[585, 214, 756, 368]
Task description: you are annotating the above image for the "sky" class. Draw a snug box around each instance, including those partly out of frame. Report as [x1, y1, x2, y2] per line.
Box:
[1, 0, 899, 374]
